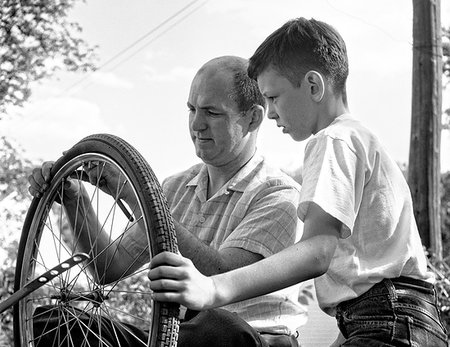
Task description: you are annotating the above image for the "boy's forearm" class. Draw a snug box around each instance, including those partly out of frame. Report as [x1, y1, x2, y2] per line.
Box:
[211, 233, 337, 308]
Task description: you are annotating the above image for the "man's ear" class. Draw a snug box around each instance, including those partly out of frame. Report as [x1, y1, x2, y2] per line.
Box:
[246, 104, 264, 132]
[305, 70, 325, 102]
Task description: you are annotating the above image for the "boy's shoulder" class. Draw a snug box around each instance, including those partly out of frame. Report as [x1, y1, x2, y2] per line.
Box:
[315, 113, 376, 147]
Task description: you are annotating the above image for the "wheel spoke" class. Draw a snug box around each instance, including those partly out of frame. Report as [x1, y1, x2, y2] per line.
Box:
[15, 136, 179, 347]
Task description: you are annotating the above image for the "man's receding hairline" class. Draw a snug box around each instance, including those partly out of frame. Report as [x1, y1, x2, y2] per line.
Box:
[197, 56, 248, 76]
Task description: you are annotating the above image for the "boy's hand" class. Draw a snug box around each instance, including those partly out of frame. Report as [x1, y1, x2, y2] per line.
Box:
[148, 252, 216, 311]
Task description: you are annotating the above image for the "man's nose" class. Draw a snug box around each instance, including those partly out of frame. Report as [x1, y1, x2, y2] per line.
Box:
[190, 110, 207, 131]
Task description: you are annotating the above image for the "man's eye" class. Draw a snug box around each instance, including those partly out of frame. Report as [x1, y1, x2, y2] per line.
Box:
[207, 110, 221, 117]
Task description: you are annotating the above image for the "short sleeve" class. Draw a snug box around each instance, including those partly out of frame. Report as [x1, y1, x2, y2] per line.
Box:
[298, 135, 364, 238]
[219, 183, 302, 257]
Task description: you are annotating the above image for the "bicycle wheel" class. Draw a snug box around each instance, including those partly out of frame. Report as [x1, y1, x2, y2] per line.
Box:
[14, 133, 180, 347]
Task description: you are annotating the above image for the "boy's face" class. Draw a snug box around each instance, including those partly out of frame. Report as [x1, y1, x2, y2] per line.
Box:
[257, 66, 316, 142]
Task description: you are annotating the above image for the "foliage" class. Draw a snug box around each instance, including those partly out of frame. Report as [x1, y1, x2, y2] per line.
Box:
[443, 27, 449, 83]
[443, 26, 450, 130]
[427, 254, 450, 339]
[432, 171, 450, 338]
[0, 136, 34, 345]
[441, 172, 450, 257]
[0, 0, 97, 114]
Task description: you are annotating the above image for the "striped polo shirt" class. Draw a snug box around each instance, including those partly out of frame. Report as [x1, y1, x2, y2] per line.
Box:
[162, 154, 308, 334]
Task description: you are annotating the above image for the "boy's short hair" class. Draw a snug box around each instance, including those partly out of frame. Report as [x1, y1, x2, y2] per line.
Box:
[248, 17, 349, 97]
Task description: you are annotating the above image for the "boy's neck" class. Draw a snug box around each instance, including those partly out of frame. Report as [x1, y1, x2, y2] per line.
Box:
[317, 97, 349, 132]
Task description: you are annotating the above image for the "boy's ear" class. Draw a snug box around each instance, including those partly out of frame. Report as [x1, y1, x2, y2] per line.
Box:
[246, 104, 264, 132]
[305, 70, 325, 102]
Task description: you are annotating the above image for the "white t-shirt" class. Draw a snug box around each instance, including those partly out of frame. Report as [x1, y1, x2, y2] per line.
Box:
[297, 113, 434, 316]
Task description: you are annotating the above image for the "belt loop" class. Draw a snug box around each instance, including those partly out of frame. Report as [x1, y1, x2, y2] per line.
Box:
[383, 278, 398, 301]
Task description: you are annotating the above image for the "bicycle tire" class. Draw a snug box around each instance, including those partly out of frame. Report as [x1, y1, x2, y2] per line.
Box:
[13, 133, 180, 347]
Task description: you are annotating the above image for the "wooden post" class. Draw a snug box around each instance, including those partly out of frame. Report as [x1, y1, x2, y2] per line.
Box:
[409, 0, 443, 258]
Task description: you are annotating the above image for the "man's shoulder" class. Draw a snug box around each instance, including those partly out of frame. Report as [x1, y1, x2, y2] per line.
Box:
[162, 162, 203, 189]
[248, 157, 301, 192]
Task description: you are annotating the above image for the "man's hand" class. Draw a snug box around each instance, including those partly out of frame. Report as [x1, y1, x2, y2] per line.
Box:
[83, 161, 132, 201]
[28, 161, 81, 200]
[148, 252, 217, 311]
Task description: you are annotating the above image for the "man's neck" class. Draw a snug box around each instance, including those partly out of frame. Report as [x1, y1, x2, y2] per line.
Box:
[206, 150, 255, 199]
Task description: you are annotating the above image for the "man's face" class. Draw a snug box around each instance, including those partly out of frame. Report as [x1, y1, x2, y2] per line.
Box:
[257, 66, 315, 142]
[187, 70, 248, 166]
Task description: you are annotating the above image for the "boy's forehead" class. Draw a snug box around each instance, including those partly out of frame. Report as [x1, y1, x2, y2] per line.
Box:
[257, 67, 285, 92]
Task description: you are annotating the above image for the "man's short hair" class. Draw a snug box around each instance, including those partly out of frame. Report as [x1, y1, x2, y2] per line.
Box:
[228, 59, 266, 112]
[248, 17, 349, 97]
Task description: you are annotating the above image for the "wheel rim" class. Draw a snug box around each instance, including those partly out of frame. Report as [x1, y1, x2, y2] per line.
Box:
[18, 153, 155, 346]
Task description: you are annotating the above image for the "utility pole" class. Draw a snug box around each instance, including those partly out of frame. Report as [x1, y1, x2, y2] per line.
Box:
[409, 0, 443, 258]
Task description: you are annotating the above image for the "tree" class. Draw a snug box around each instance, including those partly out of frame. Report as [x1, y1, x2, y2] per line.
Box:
[0, 0, 97, 115]
[408, 0, 442, 256]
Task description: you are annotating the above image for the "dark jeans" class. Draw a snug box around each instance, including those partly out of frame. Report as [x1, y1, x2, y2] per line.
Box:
[335, 277, 448, 346]
[33, 306, 299, 347]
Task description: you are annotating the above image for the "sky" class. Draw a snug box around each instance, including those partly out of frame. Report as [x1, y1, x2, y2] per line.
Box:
[2, 0, 450, 181]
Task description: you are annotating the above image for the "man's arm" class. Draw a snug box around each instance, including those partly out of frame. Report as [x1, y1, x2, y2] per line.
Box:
[174, 221, 263, 276]
[29, 161, 147, 284]
[148, 202, 341, 310]
[170, 183, 300, 276]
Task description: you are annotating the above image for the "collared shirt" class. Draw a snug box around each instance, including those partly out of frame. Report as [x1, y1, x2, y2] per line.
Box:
[162, 154, 307, 334]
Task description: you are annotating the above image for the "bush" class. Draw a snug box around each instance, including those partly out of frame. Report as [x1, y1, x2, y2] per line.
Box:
[427, 253, 450, 338]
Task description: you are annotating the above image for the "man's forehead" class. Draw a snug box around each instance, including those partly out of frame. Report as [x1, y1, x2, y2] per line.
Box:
[190, 71, 233, 97]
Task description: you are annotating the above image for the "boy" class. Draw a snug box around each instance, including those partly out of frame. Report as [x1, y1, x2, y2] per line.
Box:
[149, 18, 448, 346]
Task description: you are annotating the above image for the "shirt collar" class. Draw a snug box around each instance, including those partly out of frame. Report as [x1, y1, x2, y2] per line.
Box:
[186, 152, 264, 194]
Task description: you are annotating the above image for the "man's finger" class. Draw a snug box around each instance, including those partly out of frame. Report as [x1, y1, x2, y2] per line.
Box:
[41, 161, 54, 182]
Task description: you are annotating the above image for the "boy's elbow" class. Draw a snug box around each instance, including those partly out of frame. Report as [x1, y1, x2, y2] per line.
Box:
[310, 234, 338, 277]
[314, 255, 331, 277]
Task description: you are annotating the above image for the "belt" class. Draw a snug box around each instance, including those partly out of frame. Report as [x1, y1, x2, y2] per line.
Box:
[337, 276, 435, 312]
[390, 276, 434, 294]
[260, 332, 300, 347]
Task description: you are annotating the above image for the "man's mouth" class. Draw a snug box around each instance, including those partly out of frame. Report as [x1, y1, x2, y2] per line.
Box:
[196, 137, 213, 143]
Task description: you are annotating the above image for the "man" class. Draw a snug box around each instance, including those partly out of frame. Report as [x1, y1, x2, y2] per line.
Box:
[29, 56, 307, 346]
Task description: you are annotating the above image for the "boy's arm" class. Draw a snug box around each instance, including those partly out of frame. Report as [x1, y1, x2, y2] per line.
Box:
[148, 202, 341, 310]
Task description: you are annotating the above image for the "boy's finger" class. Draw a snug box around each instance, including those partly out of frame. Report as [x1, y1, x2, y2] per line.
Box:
[151, 292, 182, 303]
[148, 278, 184, 292]
[147, 264, 183, 281]
[150, 251, 185, 268]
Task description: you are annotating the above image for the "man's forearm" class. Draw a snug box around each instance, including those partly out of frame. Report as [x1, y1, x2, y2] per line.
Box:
[62, 187, 138, 283]
[175, 224, 228, 276]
